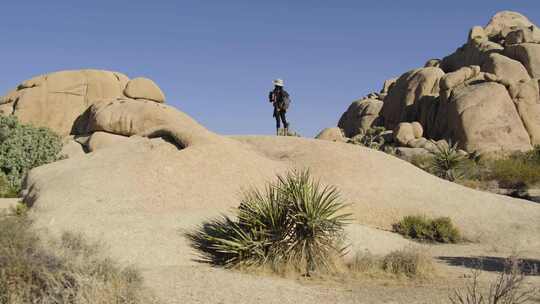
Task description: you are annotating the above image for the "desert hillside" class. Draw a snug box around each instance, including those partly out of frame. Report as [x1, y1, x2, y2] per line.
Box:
[1, 10, 540, 304]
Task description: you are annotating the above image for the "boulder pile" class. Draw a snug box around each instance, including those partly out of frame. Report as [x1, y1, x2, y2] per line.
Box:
[0, 69, 196, 156]
[336, 11, 540, 154]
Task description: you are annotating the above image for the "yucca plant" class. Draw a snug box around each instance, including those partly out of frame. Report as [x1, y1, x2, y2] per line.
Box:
[428, 141, 468, 181]
[186, 170, 351, 276]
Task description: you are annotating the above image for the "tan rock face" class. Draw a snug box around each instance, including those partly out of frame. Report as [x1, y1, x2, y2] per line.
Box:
[393, 122, 415, 146]
[0, 70, 130, 136]
[86, 131, 132, 152]
[447, 82, 532, 153]
[504, 43, 540, 78]
[424, 59, 441, 68]
[504, 27, 540, 46]
[509, 79, 540, 145]
[338, 98, 383, 137]
[315, 127, 347, 142]
[440, 66, 480, 90]
[481, 53, 530, 83]
[81, 98, 215, 148]
[468, 26, 487, 43]
[411, 122, 423, 138]
[124, 77, 165, 103]
[484, 11, 536, 39]
[381, 67, 444, 130]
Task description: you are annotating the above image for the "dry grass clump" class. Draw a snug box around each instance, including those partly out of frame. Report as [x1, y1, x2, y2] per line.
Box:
[393, 215, 461, 243]
[0, 210, 158, 304]
[349, 247, 436, 280]
[381, 247, 436, 278]
[449, 256, 539, 304]
[187, 169, 351, 276]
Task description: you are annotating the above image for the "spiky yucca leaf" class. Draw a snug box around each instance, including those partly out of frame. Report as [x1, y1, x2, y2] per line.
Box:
[185, 216, 268, 268]
[277, 170, 351, 274]
[428, 141, 467, 181]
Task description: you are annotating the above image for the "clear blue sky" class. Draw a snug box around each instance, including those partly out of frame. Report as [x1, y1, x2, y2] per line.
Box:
[1, 1, 539, 136]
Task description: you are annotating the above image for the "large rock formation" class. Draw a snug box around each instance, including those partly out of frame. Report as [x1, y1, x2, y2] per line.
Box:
[0, 70, 166, 136]
[337, 11, 540, 153]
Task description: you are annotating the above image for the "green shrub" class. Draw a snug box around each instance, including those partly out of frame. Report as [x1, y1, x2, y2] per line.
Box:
[0, 213, 158, 304]
[410, 154, 433, 171]
[187, 170, 351, 276]
[349, 127, 389, 150]
[0, 172, 18, 198]
[0, 116, 62, 191]
[428, 141, 470, 181]
[393, 215, 461, 243]
[486, 155, 540, 188]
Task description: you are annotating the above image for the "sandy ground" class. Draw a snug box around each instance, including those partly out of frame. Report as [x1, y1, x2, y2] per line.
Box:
[19, 135, 540, 303]
[0, 198, 19, 212]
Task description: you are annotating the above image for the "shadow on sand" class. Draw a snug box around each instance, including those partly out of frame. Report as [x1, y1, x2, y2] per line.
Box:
[437, 256, 540, 276]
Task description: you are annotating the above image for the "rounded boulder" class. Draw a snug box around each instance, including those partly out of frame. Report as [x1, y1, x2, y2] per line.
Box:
[124, 77, 166, 103]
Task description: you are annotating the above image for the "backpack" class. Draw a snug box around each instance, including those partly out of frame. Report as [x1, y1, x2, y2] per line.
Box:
[277, 90, 291, 111]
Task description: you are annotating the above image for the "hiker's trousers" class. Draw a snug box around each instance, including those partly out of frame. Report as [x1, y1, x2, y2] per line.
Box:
[273, 108, 288, 129]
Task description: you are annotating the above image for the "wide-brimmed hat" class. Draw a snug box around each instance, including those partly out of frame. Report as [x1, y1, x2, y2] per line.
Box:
[273, 79, 284, 87]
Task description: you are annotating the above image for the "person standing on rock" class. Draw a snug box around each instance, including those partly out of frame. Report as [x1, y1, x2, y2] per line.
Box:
[268, 79, 290, 135]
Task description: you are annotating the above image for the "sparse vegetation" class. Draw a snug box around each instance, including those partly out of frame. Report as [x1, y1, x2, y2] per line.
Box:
[0, 172, 18, 198]
[427, 141, 471, 182]
[381, 247, 436, 278]
[393, 215, 461, 243]
[0, 115, 62, 193]
[278, 128, 301, 137]
[347, 127, 399, 156]
[187, 169, 351, 276]
[349, 247, 436, 279]
[349, 127, 389, 150]
[449, 256, 539, 304]
[485, 147, 540, 189]
[0, 209, 158, 304]
[408, 144, 540, 201]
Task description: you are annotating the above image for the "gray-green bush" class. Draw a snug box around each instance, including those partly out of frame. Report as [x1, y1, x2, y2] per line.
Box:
[349, 127, 390, 150]
[0, 116, 62, 192]
[0, 172, 18, 198]
[393, 215, 461, 243]
[187, 170, 351, 276]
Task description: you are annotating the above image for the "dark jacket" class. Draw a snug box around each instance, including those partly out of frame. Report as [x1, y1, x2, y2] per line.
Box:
[268, 88, 289, 112]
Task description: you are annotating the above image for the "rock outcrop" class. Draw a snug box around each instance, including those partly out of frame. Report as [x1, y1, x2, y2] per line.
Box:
[337, 11, 540, 154]
[0, 70, 166, 136]
[315, 127, 347, 142]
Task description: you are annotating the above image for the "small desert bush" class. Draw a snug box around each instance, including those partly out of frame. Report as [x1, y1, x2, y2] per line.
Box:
[278, 128, 301, 137]
[0, 212, 158, 304]
[393, 215, 461, 243]
[381, 247, 435, 278]
[0, 172, 18, 198]
[187, 169, 351, 276]
[349, 247, 436, 279]
[485, 154, 540, 188]
[449, 256, 539, 304]
[428, 141, 471, 182]
[0, 115, 62, 192]
[349, 127, 390, 150]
